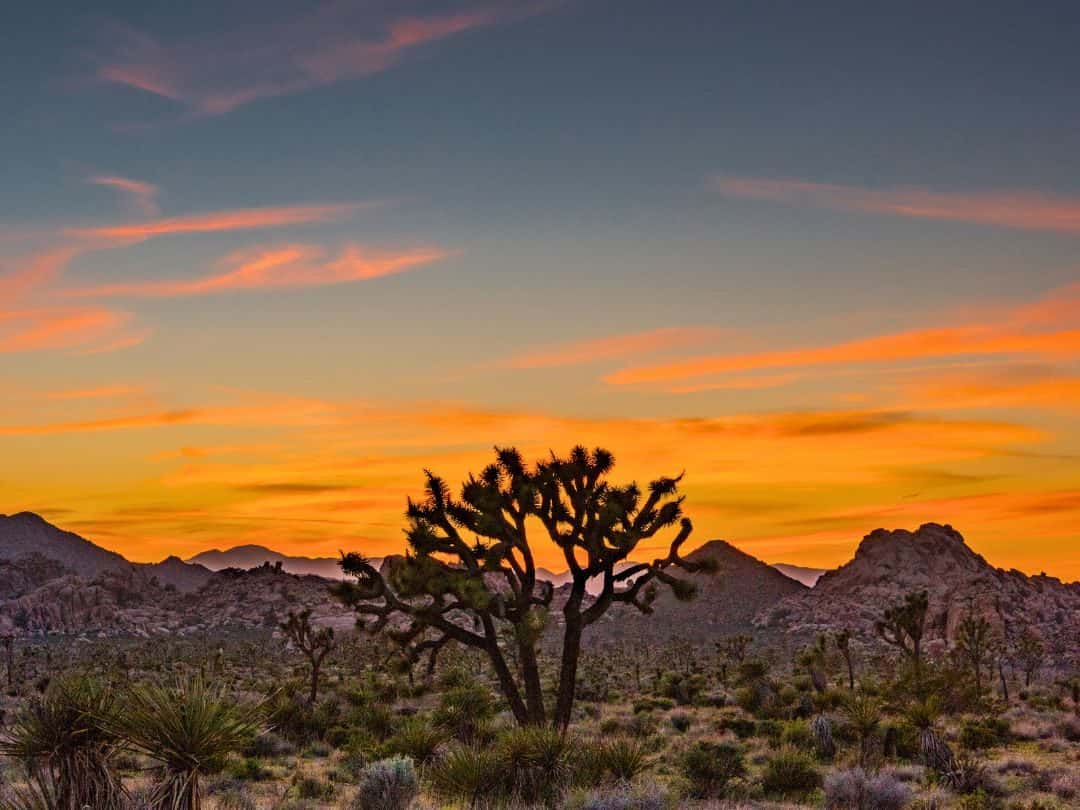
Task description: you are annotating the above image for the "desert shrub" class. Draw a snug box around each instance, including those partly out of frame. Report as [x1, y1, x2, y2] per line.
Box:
[633, 697, 674, 714]
[882, 722, 920, 760]
[719, 716, 756, 739]
[1048, 769, 1078, 801]
[678, 740, 746, 799]
[756, 718, 783, 747]
[292, 774, 334, 800]
[594, 737, 651, 782]
[657, 673, 705, 705]
[214, 786, 258, 810]
[224, 756, 271, 781]
[824, 767, 911, 810]
[380, 717, 445, 765]
[352, 756, 419, 810]
[943, 754, 996, 795]
[761, 749, 823, 799]
[781, 719, 814, 751]
[668, 711, 692, 733]
[562, 781, 669, 810]
[427, 745, 503, 803]
[243, 732, 295, 758]
[1059, 716, 1080, 742]
[735, 685, 761, 714]
[960, 717, 1010, 750]
[432, 684, 497, 744]
[493, 725, 572, 804]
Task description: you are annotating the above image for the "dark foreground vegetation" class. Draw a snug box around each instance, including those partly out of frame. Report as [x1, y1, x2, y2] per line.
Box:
[0, 448, 1076, 809]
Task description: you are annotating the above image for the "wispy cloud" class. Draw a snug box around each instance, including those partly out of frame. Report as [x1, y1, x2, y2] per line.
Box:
[507, 326, 729, 368]
[0, 307, 136, 354]
[87, 174, 160, 216]
[66, 243, 444, 298]
[607, 281, 1080, 387]
[95, 2, 554, 118]
[68, 203, 363, 243]
[45, 384, 148, 401]
[716, 177, 1080, 235]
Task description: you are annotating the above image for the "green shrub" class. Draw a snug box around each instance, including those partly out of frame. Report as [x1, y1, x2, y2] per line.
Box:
[427, 745, 504, 802]
[719, 716, 756, 739]
[593, 736, 651, 782]
[669, 711, 692, 733]
[380, 717, 445, 765]
[224, 756, 271, 781]
[679, 740, 746, 798]
[761, 749, 823, 799]
[432, 684, 497, 743]
[781, 720, 813, 751]
[293, 774, 334, 800]
[960, 717, 1010, 750]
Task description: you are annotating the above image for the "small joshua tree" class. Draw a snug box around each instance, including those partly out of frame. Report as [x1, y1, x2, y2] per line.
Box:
[335, 445, 715, 728]
[876, 590, 929, 694]
[955, 609, 993, 700]
[280, 609, 336, 704]
[834, 629, 856, 690]
[1015, 630, 1045, 687]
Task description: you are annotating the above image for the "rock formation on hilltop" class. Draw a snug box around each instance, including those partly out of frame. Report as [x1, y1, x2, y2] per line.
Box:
[591, 538, 807, 644]
[757, 523, 1080, 665]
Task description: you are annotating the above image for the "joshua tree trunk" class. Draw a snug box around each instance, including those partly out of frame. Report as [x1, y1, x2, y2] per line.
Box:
[553, 595, 585, 730]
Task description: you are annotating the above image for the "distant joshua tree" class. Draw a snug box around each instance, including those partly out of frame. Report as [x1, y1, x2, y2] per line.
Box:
[1015, 630, 1045, 687]
[279, 609, 336, 704]
[955, 609, 993, 699]
[335, 445, 715, 729]
[834, 628, 856, 690]
[876, 590, 929, 693]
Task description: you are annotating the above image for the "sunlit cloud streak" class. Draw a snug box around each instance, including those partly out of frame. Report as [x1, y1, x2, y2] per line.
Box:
[95, 2, 555, 117]
[66, 243, 445, 298]
[607, 281, 1080, 387]
[87, 174, 160, 216]
[507, 326, 729, 368]
[0, 307, 136, 354]
[716, 177, 1080, 234]
[68, 203, 363, 243]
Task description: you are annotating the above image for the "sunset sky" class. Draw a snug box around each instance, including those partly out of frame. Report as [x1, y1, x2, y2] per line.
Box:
[3, 1, 1079, 578]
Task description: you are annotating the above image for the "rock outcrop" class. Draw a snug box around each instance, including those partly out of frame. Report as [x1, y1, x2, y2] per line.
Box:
[757, 523, 1080, 665]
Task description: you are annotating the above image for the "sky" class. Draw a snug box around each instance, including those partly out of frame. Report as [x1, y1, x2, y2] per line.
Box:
[2, 1, 1079, 578]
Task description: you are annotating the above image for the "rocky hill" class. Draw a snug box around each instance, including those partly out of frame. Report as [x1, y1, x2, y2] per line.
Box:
[0, 512, 131, 577]
[590, 539, 808, 644]
[0, 515, 353, 638]
[756, 523, 1080, 664]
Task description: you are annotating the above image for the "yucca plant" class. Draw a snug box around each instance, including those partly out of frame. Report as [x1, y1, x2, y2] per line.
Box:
[113, 676, 264, 810]
[0, 675, 125, 810]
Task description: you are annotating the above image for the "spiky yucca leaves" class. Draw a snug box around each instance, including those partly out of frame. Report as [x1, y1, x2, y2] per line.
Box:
[0, 675, 125, 810]
[113, 676, 264, 810]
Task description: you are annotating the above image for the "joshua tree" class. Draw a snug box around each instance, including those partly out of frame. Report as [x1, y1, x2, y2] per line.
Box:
[714, 634, 751, 686]
[843, 691, 882, 769]
[876, 590, 929, 693]
[116, 675, 264, 810]
[834, 628, 855, 690]
[280, 609, 336, 704]
[335, 445, 714, 729]
[955, 609, 993, 699]
[1015, 630, 1045, 687]
[1, 634, 14, 691]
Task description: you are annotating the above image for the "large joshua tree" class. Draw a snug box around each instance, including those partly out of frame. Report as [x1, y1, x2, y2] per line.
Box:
[335, 445, 714, 729]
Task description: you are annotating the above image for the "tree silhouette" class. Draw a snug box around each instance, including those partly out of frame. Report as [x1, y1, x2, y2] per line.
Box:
[834, 629, 855, 690]
[279, 609, 336, 704]
[955, 608, 993, 699]
[335, 445, 714, 728]
[876, 590, 929, 693]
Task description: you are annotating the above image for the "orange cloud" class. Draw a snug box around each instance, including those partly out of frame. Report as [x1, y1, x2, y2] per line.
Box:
[68, 203, 362, 242]
[507, 326, 729, 368]
[0, 247, 81, 302]
[96, 3, 550, 117]
[45, 384, 148, 401]
[716, 177, 1080, 234]
[87, 174, 160, 216]
[903, 366, 1080, 411]
[607, 282, 1080, 386]
[66, 243, 444, 298]
[0, 307, 134, 354]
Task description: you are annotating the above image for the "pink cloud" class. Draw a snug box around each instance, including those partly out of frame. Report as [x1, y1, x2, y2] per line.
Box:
[95, 3, 553, 118]
[66, 243, 445, 298]
[88, 174, 161, 216]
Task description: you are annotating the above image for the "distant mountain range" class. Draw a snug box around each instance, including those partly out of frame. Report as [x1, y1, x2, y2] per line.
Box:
[0, 512, 1076, 666]
[772, 562, 828, 587]
[187, 545, 351, 580]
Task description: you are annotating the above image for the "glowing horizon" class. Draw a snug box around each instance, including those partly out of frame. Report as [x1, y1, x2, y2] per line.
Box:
[3, 2, 1079, 580]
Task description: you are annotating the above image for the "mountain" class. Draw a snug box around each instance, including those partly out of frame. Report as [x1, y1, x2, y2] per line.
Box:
[773, 563, 828, 587]
[590, 538, 808, 644]
[757, 523, 1080, 664]
[0, 512, 130, 577]
[187, 545, 351, 580]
